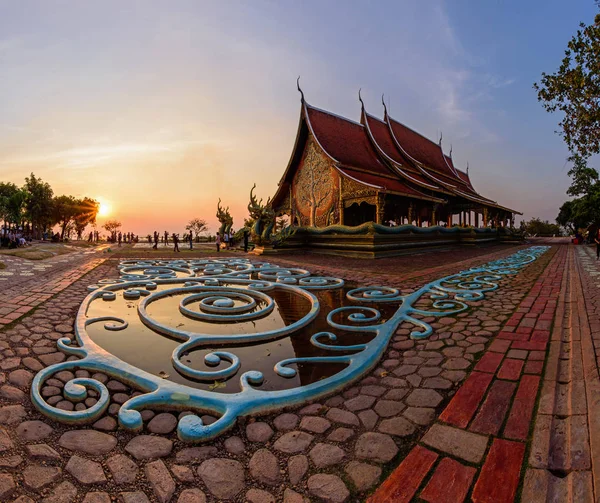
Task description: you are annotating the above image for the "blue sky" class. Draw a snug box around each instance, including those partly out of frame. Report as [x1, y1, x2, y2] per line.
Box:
[0, 0, 597, 233]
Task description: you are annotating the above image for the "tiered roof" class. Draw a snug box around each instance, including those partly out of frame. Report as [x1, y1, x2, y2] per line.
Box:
[273, 91, 519, 215]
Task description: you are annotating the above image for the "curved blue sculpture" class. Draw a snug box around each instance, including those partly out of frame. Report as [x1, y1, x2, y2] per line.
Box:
[31, 247, 548, 442]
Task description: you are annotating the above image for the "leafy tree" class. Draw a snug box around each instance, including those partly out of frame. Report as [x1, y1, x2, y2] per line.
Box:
[23, 173, 54, 239]
[522, 217, 562, 237]
[185, 218, 208, 240]
[534, 12, 600, 158]
[5, 188, 27, 228]
[73, 197, 99, 239]
[0, 182, 19, 231]
[556, 156, 600, 231]
[52, 195, 79, 239]
[102, 219, 122, 234]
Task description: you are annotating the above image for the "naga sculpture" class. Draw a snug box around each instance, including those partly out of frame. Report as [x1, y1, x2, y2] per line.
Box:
[248, 184, 275, 245]
[216, 199, 233, 235]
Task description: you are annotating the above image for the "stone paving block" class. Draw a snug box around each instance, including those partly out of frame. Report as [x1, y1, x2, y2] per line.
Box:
[488, 338, 511, 353]
[472, 439, 525, 503]
[367, 445, 438, 503]
[421, 423, 488, 463]
[497, 358, 524, 380]
[570, 414, 592, 471]
[524, 360, 544, 374]
[522, 469, 550, 503]
[419, 457, 476, 503]
[504, 374, 540, 440]
[470, 379, 516, 436]
[439, 371, 493, 428]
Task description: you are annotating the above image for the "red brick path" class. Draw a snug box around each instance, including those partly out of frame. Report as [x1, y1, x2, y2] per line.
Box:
[369, 246, 567, 503]
[0, 258, 105, 326]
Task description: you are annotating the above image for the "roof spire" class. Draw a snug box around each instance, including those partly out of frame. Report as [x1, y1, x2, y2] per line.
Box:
[381, 94, 388, 118]
[466, 162, 469, 175]
[438, 131, 443, 146]
[449, 144, 453, 158]
[296, 76, 305, 103]
[358, 88, 364, 110]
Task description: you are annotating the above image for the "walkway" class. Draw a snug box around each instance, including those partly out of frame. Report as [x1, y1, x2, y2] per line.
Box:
[0, 249, 105, 327]
[371, 244, 600, 503]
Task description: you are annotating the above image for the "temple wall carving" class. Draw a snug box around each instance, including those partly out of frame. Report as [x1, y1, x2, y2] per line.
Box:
[292, 137, 339, 227]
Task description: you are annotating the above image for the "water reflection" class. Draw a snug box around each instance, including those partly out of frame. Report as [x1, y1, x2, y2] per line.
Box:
[86, 283, 400, 394]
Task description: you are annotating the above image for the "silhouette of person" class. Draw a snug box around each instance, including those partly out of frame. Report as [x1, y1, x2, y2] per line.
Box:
[172, 233, 180, 252]
[153, 231, 159, 249]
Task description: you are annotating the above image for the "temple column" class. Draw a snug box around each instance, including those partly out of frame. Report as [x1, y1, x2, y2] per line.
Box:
[483, 208, 489, 227]
[338, 180, 344, 225]
[475, 212, 480, 228]
[468, 211, 472, 227]
[447, 214, 452, 227]
[459, 212, 463, 226]
[376, 193, 385, 225]
[408, 202, 414, 226]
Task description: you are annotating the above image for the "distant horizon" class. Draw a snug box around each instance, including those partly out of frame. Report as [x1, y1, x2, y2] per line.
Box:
[2, 0, 597, 236]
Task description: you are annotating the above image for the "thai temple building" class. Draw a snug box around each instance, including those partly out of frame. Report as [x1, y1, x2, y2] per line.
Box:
[271, 87, 519, 231]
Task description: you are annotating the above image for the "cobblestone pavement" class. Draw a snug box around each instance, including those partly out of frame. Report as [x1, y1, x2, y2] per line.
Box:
[0, 247, 106, 327]
[0, 244, 564, 502]
[263, 244, 524, 286]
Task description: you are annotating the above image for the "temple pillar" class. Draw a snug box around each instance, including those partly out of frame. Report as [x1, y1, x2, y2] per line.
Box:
[475, 212, 480, 228]
[459, 212, 463, 226]
[447, 214, 452, 227]
[408, 202, 414, 226]
[483, 208, 489, 227]
[376, 193, 385, 225]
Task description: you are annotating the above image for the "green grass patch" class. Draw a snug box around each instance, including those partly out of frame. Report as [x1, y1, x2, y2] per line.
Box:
[0, 243, 74, 260]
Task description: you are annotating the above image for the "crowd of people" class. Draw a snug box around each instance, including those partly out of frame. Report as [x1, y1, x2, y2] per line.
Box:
[0, 224, 253, 254]
[105, 231, 139, 246]
[0, 228, 32, 248]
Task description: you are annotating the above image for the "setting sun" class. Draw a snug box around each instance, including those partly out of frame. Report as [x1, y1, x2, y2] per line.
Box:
[98, 201, 111, 217]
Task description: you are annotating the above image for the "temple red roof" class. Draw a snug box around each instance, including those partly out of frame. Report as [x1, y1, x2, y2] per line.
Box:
[362, 112, 444, 192]
[387, 117, 459, 179]
[305, 105, 389, 177]
[336, 168, 444, 202]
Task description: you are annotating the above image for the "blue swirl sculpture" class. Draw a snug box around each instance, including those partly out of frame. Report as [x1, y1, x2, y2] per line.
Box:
[31, 247, 548, 442]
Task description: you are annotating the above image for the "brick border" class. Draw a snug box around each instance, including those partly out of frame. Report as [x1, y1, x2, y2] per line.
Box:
[369, 246, 567, 503]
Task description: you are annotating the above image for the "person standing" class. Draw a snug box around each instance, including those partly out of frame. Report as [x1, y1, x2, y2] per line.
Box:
[118, 232, 122, 247]
[188, 232, 193, 250]
[243, 229, 249, 253]
[164, 231, 169, 246]
[223, 231, 229, 250]
[216, 232, 221, 252]
[172, 233, 180, 252]
[595, 228, 600, 260]
[153, 231, 159, 249]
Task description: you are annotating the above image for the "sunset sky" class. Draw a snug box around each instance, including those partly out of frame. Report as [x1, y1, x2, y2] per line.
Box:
[1, 0, 597, 235]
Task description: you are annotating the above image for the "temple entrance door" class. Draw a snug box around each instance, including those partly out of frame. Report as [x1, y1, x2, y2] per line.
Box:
[344, 202, 376, 226]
